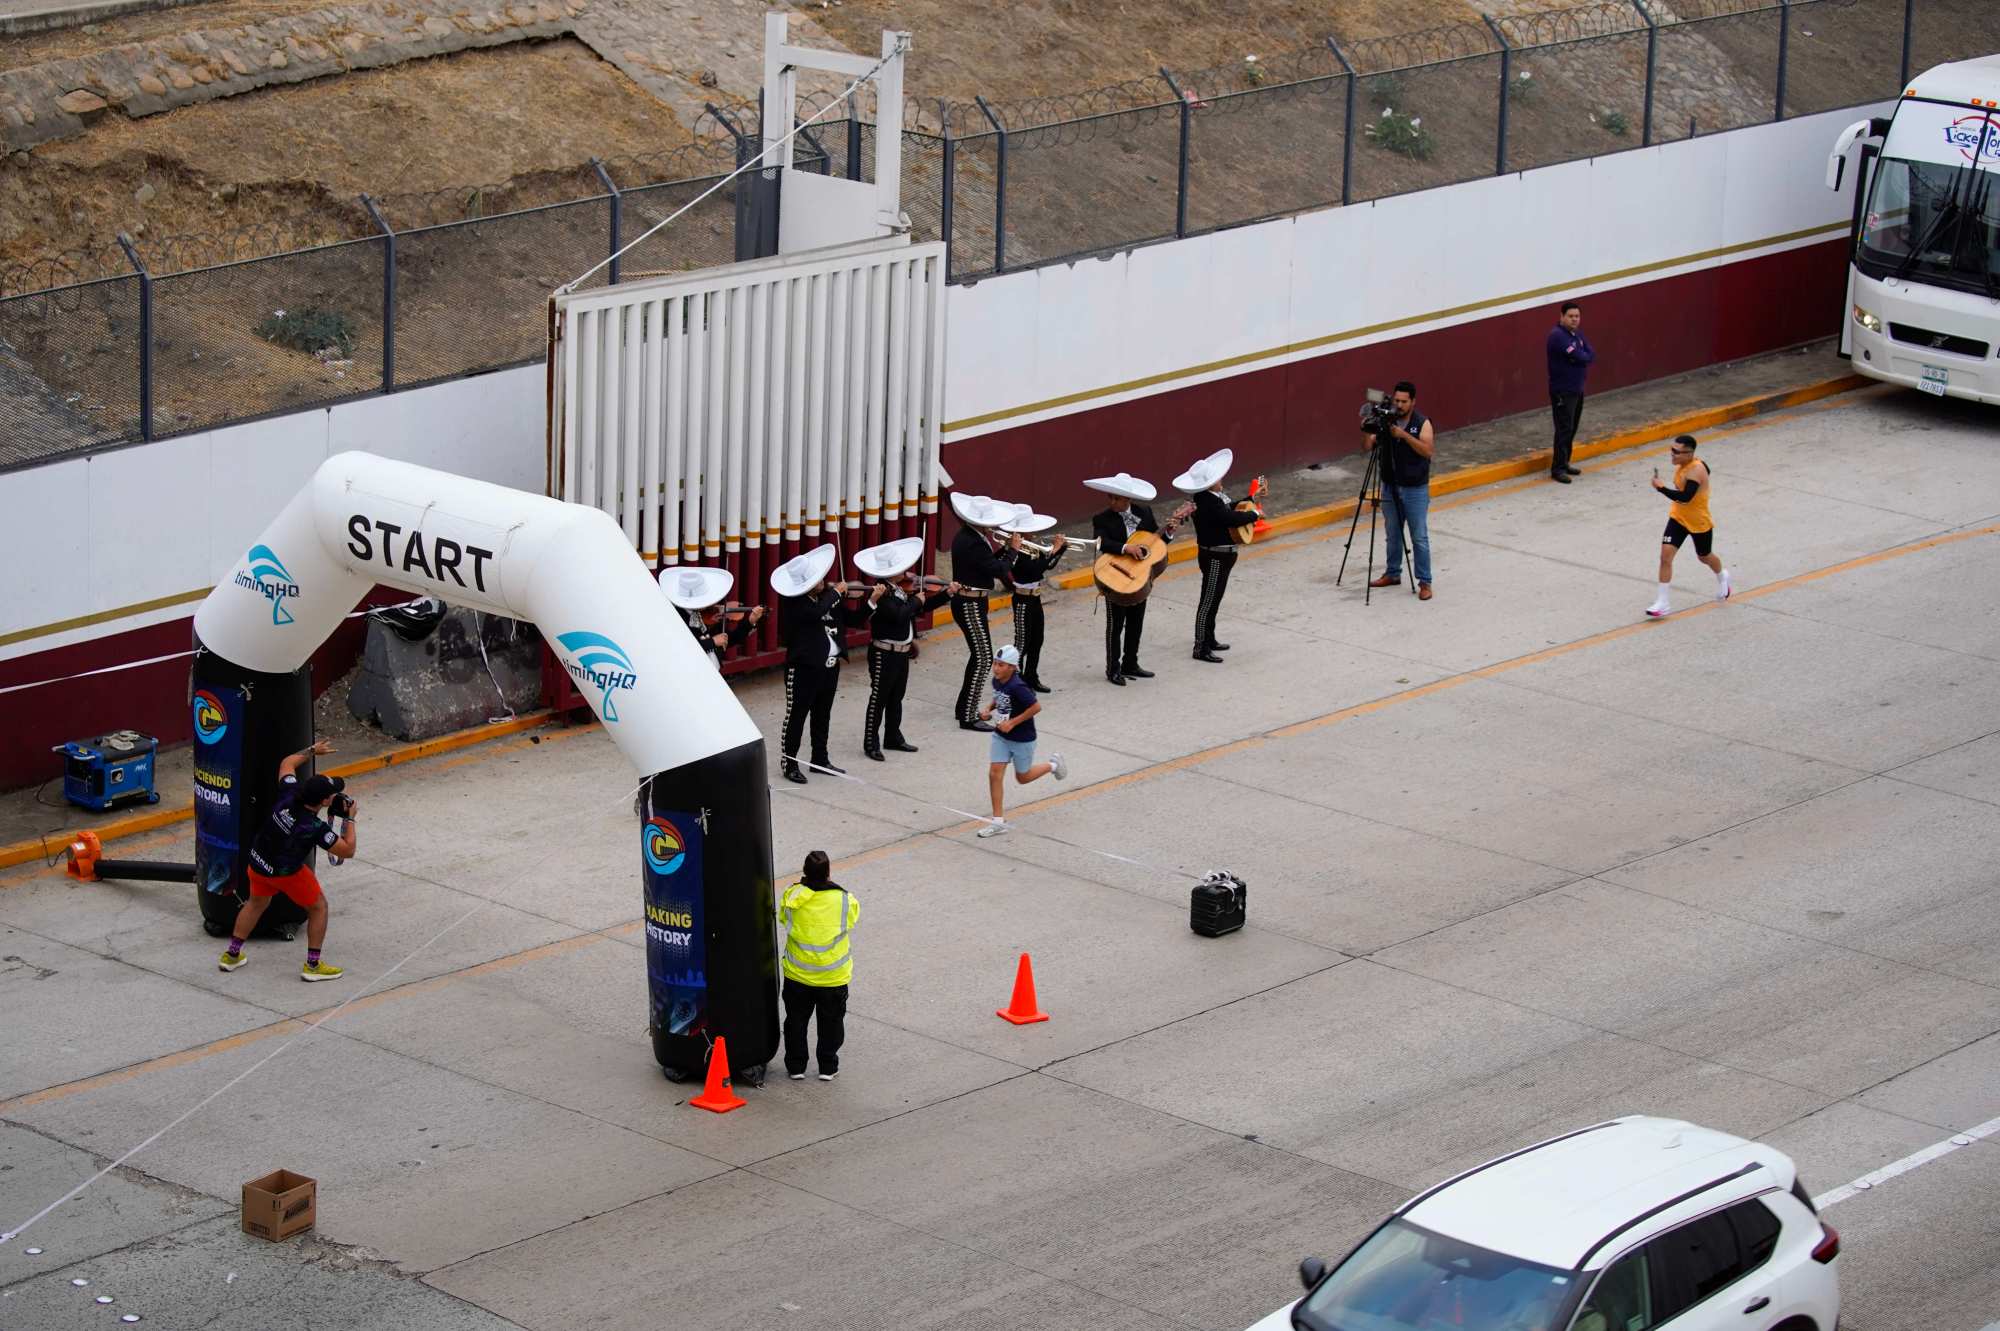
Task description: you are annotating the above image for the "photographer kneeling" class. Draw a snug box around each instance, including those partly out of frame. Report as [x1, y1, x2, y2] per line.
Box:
[1362, 380, 1438, 601]
[218, 738, 356, 982]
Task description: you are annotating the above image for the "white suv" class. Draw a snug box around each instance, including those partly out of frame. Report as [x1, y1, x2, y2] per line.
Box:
[1249, 1116, 1840, 1331]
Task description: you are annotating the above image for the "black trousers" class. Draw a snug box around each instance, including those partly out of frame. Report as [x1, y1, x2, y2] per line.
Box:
[781, 662, 839, 772]
[951, 596, 993, 724]
[864, 645, 911, 750]
[1011, 594, 1046, 682]
[1194, 549, 1237, 649]
[782, 977, 848, 1076]
[1551, 391, 1585, 474]
[1105, 598, 1148, 671]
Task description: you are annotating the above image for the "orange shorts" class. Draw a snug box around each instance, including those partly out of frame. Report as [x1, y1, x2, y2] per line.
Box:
[248, 866, 323, 908]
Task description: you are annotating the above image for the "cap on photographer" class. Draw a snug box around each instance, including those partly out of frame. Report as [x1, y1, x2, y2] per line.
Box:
[218, 738, 357, 982]
[1362, 381, 1438, 600]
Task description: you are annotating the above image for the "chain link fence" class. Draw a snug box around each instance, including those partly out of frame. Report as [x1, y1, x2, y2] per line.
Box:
[5, 0, 1998, 469]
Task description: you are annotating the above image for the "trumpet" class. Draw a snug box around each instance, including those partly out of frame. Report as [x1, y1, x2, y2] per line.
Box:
[1011, 533, 1096, 557]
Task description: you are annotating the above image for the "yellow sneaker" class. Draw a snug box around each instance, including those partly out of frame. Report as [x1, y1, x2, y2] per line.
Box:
[218, 950, 246, 973]
[300, 959, 345, 983]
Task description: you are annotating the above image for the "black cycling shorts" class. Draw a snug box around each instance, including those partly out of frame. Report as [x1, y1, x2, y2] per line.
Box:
[1662, 519, 1713, 557]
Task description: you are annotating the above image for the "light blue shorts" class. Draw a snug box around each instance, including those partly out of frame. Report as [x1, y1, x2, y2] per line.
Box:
[989, 733, 1036, 773]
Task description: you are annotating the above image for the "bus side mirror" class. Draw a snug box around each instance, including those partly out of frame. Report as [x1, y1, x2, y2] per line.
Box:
[1299, 1256, 1327, 1290]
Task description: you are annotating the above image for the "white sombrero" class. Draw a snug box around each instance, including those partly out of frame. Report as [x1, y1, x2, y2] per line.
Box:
[1084, 472, 1157, 502]
[770, 544, 838, 598]
[949, 491, 1018, 529]
[1002, 510, 1057, 534]
[658, 565, 734, 611]
[854, 536, 924, 580]
[1173, 448, 1234, 494]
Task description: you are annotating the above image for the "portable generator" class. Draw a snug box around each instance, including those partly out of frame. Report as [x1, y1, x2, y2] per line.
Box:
[55, 731, 162, 812]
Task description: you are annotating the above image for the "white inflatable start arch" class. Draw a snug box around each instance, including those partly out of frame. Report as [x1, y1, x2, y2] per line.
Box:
[191, 452, 779, 1078]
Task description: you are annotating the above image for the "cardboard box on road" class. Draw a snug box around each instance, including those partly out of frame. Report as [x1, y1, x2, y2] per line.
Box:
[242, 1169, 316, 1241]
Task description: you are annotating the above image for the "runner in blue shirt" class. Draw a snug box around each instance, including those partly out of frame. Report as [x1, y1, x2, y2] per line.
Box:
[976, 646, 1067, 838]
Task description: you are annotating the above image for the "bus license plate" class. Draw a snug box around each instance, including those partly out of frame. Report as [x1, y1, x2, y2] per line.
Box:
[1920, 365, 1949, 397]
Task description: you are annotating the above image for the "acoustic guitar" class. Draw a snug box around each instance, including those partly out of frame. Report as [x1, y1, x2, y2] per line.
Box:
[1232, 475, 1269, 544]
[1093, 502, 1193, 605]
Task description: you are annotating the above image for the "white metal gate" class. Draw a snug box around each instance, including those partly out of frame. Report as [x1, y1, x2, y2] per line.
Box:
[548, 235, 947, 590]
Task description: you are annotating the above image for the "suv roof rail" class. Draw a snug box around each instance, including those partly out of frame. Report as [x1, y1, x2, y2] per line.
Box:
[1396, 1120, 1622, 1217]
[1574, 1161, 1765, 1271]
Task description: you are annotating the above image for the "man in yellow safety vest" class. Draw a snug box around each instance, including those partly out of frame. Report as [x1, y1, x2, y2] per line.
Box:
[780, 850, 861, 1082]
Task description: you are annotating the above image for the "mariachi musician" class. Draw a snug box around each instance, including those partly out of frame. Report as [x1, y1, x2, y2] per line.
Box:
[1177, 448, 1260, 664]
[854, 536, 958, 761]
[1087, 472, 1180, 686]
[771, 545, 881, 784]
[1003, 509, 1067, 694]
[947, 493, 1024, 732]
[658, 566, 764, 671]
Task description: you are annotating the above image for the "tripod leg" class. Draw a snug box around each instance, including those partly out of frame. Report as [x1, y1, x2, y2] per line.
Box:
[1337, 449, 1378, 588]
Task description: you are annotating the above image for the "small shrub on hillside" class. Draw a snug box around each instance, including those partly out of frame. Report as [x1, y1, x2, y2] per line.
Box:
[257, 306, 356, 358]
[1242, 54, 1266, 87]
[1601, 109, 1630, 137]
[1367, 73, 1405, 107]
[1507, 68, 1538, 103]
[1365, 107, 1434, 160]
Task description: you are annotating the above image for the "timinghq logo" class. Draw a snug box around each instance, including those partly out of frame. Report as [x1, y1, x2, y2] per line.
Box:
[233, 544, 301, 626]
[555, 630, 638, 722]
[192, 689, 228, 745]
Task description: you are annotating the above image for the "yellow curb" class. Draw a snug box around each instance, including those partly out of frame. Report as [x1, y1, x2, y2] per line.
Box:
[926, 370, 1868, 628]
[0, 711, 569, 872]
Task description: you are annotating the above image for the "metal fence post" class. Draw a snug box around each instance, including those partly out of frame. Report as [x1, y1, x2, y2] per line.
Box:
[360, 195, 395, 392]
[1632, 0, 1658, 147]
[1160, 67, 1191, 238]
[1327, 37, 1357, 207]
[976, 95, 1008, 275]
[1483, 13, 1512, 176]
[1898, 0, 1914, 89]
[115, 233, 152, 441]
[940, 110, 958, 278]
[1774, 0, 1791, 121]
[591, 159, 623, 285]
[846, 116, 864, 182]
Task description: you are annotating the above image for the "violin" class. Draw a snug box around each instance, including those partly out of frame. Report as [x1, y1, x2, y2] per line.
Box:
[709, 601, 766, 621]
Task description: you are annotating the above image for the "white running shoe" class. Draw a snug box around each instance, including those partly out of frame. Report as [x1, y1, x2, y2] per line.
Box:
[976, 819, 1009, 839]
[1716, 568, 1733, 600]
[1645, 596, 1671, 619]
[1049, 752, 1068, 781]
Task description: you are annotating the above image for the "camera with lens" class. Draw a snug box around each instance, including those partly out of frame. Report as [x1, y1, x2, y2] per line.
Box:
[330, 792, 356, 819]
[1358, 388, 1398, 441]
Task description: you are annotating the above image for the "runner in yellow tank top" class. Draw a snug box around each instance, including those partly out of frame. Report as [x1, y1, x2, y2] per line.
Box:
[1646, 434, 1731, 618]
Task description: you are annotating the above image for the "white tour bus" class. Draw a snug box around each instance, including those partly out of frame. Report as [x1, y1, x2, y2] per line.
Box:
[1828, 55, 2000, 404]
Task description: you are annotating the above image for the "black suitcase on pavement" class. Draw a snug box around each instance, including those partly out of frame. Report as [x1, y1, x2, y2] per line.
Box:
[1190, 870, 1247, 937]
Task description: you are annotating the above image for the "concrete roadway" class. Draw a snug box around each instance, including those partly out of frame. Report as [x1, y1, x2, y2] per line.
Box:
[2, 383, 1997, 1331]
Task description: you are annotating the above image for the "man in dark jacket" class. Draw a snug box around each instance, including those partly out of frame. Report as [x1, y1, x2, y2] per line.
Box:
[854, 536, 958, 760]
[1177, 450, 1260, 661]
[1547, 301, 1595, 483]
[1087, 472, 1181, 686]
[772, 545, 879, 784]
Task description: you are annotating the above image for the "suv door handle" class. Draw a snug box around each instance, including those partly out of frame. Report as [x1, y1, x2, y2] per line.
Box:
[1742, 1296, 1770, 1314]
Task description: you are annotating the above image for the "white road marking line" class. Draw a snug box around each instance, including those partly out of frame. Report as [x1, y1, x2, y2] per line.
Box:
[1813, 1114, 2000, 1210]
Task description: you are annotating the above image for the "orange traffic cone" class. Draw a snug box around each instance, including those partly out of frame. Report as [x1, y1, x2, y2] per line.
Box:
[996, 952, 1049, 1025]
[688, 1037, 747, 1113]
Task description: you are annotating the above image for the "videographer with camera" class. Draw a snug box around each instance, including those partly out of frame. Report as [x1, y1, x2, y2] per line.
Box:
[217, 738, 356, 982]
[1362, 380, 1438, 601]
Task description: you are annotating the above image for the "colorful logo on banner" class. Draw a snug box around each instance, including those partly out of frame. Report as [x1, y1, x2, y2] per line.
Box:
[1943, 114, 2000, 165]
[641, 812, 706, 1038]
[192, 689, 228, 744]
[190, 685, 246, 894]
[233, 544, 301, 626]
[555, 630, 638, 722]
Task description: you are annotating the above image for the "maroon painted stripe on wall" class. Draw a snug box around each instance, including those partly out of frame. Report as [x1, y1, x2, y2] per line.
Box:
[942, 237, 1849, 523]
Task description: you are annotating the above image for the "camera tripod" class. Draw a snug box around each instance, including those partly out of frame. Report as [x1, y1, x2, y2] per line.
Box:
[1335, 438, 1419, 605]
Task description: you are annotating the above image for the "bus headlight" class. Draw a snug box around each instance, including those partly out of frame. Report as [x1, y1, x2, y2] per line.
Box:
[1852, 304, 1884, 333]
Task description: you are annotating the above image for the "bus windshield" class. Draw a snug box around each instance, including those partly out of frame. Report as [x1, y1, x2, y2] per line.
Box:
[1858, 107, 2000, 298]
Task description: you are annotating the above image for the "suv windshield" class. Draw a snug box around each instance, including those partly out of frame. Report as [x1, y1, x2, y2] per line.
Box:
[1295, 1219, 1578, 1331]
[1858, 110, 2000, 297]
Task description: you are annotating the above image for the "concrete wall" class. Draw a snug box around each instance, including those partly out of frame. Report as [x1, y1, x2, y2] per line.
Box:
[940, 104, 1881, 520]
[0, 365, 543, 787]
[0, 103, 1884, 790]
